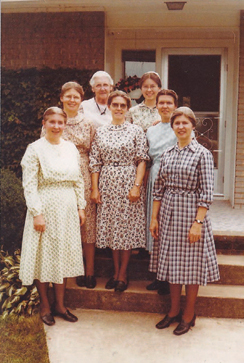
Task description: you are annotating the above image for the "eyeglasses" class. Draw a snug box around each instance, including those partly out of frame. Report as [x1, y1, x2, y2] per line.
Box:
[94, 84, 111, 89]
[141, 85, 157, 90]
[111, 102, 127, 110]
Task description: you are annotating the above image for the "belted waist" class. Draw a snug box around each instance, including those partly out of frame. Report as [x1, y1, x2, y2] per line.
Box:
[166, 187, 198, 195]
[103, 162, 135, 167]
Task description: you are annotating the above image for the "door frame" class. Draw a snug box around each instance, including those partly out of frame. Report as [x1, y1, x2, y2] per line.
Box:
[161, 47, 228, 196]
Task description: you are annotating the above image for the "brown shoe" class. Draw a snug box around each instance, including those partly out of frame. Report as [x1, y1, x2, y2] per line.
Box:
[41, 313, 55, 326]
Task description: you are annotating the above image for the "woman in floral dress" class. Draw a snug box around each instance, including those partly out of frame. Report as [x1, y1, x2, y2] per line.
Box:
[150, 107, 219, 335]
[20, 107, 86, 326]
[90, 90, 149, 292]
[127, 72, 162, 132]
[42, 82, 96, 288]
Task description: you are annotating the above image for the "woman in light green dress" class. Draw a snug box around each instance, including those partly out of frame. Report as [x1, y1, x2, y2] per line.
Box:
[146, 89, 178, 293]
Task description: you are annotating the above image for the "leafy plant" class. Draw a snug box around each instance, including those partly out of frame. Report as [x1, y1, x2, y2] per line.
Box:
[115, 75, 141, 92]
[1, 67, 97, 178]
[0, 249, 39, 318]
[0, 168, 26, 253]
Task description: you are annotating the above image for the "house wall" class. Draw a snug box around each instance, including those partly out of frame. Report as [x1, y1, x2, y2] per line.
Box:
[1, 12, 105, 70]
[235, 11, 244, 209]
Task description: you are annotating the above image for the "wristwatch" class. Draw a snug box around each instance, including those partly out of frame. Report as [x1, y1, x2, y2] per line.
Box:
[195, 219, 203, 224]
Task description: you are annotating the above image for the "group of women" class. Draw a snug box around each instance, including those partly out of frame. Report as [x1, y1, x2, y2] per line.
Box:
[20, 71, 219, 335]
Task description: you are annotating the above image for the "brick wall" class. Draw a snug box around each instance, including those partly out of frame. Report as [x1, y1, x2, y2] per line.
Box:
[1, 12, 104, 70]
[235, 11, 244, 208]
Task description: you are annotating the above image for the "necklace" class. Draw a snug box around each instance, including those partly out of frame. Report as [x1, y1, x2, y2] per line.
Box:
[95, 98, 107, 115]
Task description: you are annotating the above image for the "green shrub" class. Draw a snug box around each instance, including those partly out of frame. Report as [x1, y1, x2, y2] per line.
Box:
[0, 249, 39, 318]
[0, 169, 26, 253]
[1, 67, 97, 177]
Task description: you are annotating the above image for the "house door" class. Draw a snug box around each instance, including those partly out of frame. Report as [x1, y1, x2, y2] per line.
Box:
[162, 48, 227, 196]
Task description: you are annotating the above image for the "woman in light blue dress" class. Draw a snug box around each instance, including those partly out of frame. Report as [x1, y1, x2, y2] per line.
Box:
[146, 89, 178, 293]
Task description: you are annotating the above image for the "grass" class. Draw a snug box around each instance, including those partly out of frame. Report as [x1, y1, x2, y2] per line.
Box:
[0, 314, 50, 363]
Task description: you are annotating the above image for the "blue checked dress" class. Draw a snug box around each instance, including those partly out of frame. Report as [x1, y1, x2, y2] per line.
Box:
[152, 139, 220, 285]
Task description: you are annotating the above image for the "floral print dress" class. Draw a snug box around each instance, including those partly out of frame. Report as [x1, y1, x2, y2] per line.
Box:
[42, 113, 96, 244]
[20, 138, 86, 285]
[127, 101, 160, 132]
[62, 114, 96, 244]
[89, 122, 150, 250]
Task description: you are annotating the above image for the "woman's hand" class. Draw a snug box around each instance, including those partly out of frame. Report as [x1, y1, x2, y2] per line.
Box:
[149, 218, 159, 240]
[33, 214, 46, 232]
[78, 209, 86, 226]
[90, 188, 102, 204]
[188, 222, 202, 243]
[128, 186, 140, 202]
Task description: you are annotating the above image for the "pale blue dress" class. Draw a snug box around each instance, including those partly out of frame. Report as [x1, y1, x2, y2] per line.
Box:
[146, 122, 177, 253]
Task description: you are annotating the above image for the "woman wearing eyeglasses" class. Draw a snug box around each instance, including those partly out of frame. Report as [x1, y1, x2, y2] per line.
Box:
[81, 71, 113, 128]
[90, 90, 149, 292]
[127, 72, 162, 132]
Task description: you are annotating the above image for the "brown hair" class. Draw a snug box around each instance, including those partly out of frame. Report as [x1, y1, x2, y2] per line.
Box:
[107, 90, 132, 109]
[60, 81, 84, 99]
[156, 89, 178, 107]
[139, 72, 162, 89]
[170, 107, 196, 128]
[43, 107, 67, 123]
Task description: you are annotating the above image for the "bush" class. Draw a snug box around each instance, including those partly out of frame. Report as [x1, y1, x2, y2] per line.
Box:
[0, 169, 26, 253]
[1, 67, 97, 177]
[0, 249, 39, 318]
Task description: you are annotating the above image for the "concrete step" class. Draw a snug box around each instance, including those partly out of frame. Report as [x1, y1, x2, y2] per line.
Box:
[65, 278, 244, 319]
[94, 252, 244, 285]
[214, 235, 244, 255]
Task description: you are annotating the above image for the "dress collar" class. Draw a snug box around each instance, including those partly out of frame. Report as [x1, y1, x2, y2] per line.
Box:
[66, 112, 84, 125]
[139, 101, 157, 110]
[107, 121, 128, 131]
[168, 138, 197, 152]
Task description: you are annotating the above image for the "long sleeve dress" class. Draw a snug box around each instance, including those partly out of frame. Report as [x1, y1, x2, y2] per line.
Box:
[62, 114, 96, 245]
[152, 139, 219, 285]
[42, 113, 96, 245]
[146, 122, 177, 255]
[19, 137, 86, 285]
[89, 122, 150, 250]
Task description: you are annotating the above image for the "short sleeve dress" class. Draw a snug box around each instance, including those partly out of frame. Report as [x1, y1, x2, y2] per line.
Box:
[146, 122, 177, 254]
[152, 139, 220, 285]
[89, 122, 150, 250]
[19, 137, 86, 286]
[127, 102, 160, 132]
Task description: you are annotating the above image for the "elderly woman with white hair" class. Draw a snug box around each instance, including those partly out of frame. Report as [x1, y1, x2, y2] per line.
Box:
[80, 71, 114, 128]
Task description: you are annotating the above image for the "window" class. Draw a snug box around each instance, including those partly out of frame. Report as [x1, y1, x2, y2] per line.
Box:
[122, 50, 156, 77]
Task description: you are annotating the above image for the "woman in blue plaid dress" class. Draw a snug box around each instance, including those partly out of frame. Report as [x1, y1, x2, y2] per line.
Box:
[150, 107, 219, 335]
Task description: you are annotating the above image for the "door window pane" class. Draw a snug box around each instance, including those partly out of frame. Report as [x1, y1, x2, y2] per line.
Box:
[168, 55, 220, 112]
[122, 50, 156, 77]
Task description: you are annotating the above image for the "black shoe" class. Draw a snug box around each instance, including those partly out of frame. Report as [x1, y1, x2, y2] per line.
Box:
[146, 279, 162, 291]
[158, 281, 170, 295]
[173, 315, 196, 336]
[41, 313, 55, 326]
[114, 279, 129, 292]
[156, 311, 182, 329]
[85, 275, 96, 289]
[105, 277, 118, 289]
[52, 308, 78, 323]
[76, 275, 86, 287]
